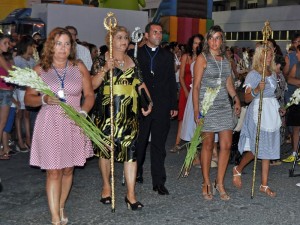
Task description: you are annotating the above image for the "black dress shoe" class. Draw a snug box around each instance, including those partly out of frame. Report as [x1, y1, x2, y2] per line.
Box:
[153, 185, 169, 195]
[136, 175, 143, 184]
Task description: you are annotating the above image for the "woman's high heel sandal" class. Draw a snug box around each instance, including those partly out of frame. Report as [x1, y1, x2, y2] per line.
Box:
[124, 197, 144, 210]
[201, 184, 213, 200]
[60, 208, 68, 225]
[259, 185, 276, 197]
[213, 182, 230, 201]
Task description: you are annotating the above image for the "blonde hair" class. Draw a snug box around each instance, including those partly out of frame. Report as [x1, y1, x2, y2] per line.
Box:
[252, 45, 276, 74]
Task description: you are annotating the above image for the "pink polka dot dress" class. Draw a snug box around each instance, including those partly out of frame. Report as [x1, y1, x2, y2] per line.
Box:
[30, 63, 94, 170]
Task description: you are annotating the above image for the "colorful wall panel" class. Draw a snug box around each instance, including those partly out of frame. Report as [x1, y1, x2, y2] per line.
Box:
[161, 16, 214, 44]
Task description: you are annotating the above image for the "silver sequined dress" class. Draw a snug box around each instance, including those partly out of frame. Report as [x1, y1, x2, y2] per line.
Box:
[199, 53, 234, 132]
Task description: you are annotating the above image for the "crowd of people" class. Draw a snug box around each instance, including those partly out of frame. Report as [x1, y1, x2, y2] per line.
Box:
[0, 21, 299, 224]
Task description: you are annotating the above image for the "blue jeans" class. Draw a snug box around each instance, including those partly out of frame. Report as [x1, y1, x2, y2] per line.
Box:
[0, 90, 13, 107]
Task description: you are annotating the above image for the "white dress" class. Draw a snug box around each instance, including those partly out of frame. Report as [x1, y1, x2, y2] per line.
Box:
[180, 62, 196, 141]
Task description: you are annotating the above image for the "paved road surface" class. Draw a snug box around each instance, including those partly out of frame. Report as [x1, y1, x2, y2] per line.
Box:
[0, 120, 299, 225]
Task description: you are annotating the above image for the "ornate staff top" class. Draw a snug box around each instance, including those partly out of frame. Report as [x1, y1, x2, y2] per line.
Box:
[104, 12, 118, 31]
[131, 27, 143, 57]
[262, 20, 272, 44]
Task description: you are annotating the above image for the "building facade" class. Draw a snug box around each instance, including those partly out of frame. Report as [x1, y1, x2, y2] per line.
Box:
[213, 0, 300, 51]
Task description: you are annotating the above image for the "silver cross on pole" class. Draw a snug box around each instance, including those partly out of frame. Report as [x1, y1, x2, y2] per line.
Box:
[131, 27, 143, 57]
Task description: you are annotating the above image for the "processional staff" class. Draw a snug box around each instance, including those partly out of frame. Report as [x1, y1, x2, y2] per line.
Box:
[251, 21, 272, 199]
[131, 27, 143, 57]
[103, 12, 117, 212]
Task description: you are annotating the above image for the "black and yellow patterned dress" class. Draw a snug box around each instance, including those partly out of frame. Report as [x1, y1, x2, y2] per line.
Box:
[92, 56, 143, 162]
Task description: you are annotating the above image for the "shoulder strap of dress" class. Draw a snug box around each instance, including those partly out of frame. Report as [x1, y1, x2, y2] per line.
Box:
[201, 52, 207, 62]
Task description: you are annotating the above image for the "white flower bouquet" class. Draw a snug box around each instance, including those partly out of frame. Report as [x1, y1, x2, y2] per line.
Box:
[3, 66, 110, 157]
[179, 86, 220, 178]
[285, 88, 300, 109]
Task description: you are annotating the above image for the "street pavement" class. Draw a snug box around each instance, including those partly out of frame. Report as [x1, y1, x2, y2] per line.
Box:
[0, 120, 299, 225]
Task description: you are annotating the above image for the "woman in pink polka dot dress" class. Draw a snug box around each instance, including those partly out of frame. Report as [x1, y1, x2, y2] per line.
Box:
[25, 27, 95, 225]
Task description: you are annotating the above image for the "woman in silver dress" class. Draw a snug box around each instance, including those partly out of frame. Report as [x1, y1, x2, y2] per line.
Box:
[193, 25, 241, 201]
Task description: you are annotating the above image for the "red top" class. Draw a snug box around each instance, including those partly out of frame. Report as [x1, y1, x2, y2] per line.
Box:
[0, 64, 13, 90]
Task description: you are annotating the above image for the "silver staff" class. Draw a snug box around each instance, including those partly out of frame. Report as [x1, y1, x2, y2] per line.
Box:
[131, 27, 143, 57]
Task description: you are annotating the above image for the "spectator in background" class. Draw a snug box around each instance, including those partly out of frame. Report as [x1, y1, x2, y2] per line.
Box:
[242, 47, 250, 69]
[32, 32, 42, 43]
[65, 26, 93, 71]
[232, 46, 241, 63]
[270, 54, 286, 166]
[226, 46, 240, 86]
[282, 33, 300, 163]
[283, 45, 300, 163]
[1, 48, 18, 155]
[0, 33, 14, 160]
[268, 38, 283, 56]
[99, 45, 108, 56]
[88, 43, 99, 62]
[13, 35, 37, 151]
[8, 36, 17, 58]
[169, 42, 181, 90]
[170, 34, 203, 153]
[179, 44, 186, 55]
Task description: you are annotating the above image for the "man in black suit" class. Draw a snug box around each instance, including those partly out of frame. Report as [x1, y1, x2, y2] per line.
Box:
[135, 22, 178, 195]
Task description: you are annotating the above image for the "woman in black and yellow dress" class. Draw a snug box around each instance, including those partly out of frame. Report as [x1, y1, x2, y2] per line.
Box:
[91, 26, 152, 210]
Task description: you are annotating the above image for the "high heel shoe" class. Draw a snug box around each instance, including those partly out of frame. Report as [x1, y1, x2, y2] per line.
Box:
[100, 196, 112, 205]
[51, 221, 61, 225]
[60, 208, 68, 225]
[124, 197, 144, 210]
[213, 181, 230, 201]
[201, 183, 213, 200]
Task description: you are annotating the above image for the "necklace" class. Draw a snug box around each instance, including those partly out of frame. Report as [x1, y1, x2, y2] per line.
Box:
[52, 61, 68, 101]
[210, 51, 222, 86]
[144, 45, 159, 76]
[116, 60, 125, 68]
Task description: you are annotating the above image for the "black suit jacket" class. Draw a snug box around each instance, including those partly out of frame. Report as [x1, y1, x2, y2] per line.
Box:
[134, 45, 178, 118]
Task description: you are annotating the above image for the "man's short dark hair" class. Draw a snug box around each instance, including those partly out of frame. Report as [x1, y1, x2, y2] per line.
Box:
[145, 22, 162, 33]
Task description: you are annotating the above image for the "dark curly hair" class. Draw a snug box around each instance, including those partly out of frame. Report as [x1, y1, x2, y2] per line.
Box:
[186, 34, 204, 57]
